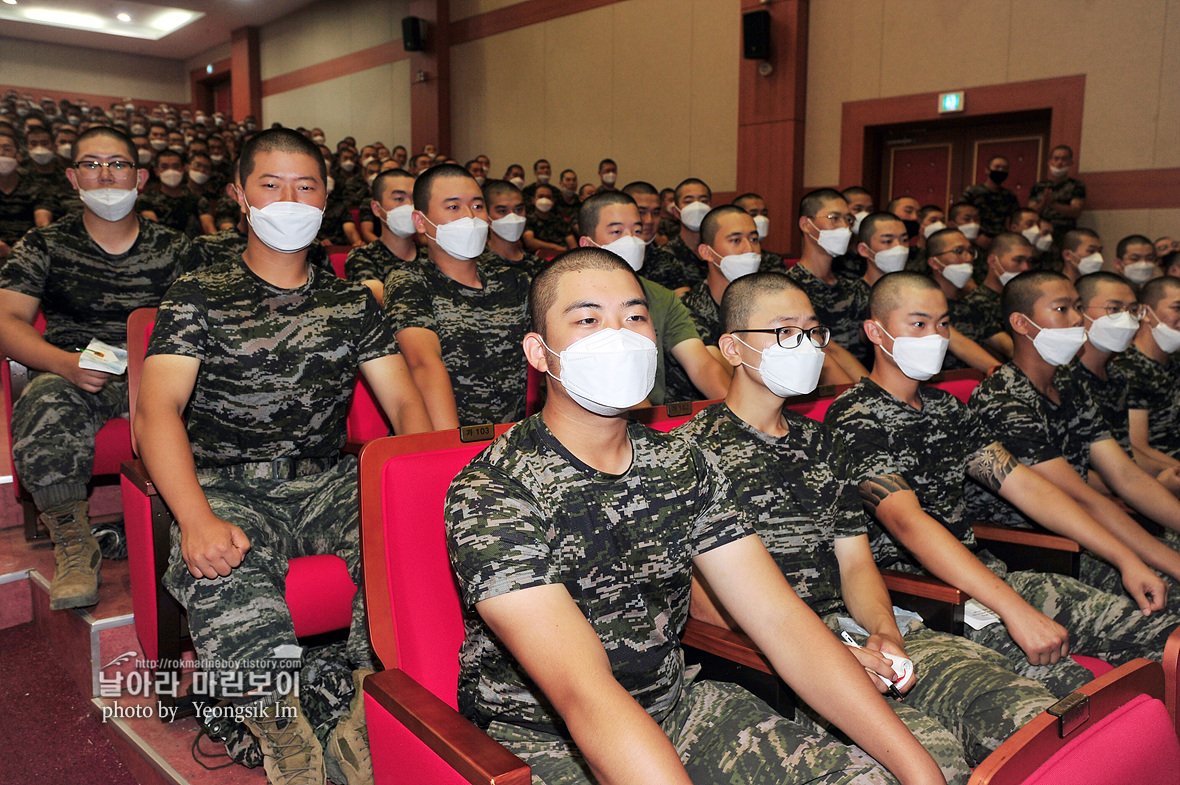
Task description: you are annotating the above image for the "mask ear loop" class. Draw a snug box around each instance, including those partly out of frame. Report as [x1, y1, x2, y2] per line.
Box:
[732, 334, 768, 377]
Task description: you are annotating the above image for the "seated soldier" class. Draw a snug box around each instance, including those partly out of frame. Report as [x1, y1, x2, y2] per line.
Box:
[316, 175, 361, 249]
[953, 231, 1033, 360]
[1, 127, 52, 257]
[446, 248, 946, 785]
[136, 128, 432, 785]
[1060, 228, 1104, 282]
[0, 126, 193, 610]
[943, 202, 983, 283]
[579, 192, 729, 405]
[577, 183, 598, 203]
[683, 272, 1064, 779]
[523, 183, 575, 257]
[1007, 208, 1054, 259]
[785, 188, 871, 379]
[825, 272, 1177, 696]
[137, 148, 203, 237]
[502, 163, 525, 190]
[1069, 272, 1180, 496]
[619, 180, 664, 271]
[1112, 234, 1161, 287]
[482, 178, 546, 279]
[385, 164, 529, 428]
[520, 157, 550, 204]
[642, 177, 713, 291]
[966, 271, 1180, 591]
[656, 186, 680, 245]
[732, 192, 786, 272]
[843, 186, 874, 233]
[344, 168, 424, 305]
[1110, 275, 1180, 467]
[595, 157, 618, 193]
[19, 124, 65, 227]
[1156, 236, 1180, 258]
[552, 168, 580, 231]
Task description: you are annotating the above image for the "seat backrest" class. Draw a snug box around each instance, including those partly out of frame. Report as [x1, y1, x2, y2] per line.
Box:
[925, 368, 984, 404]
[126, 308, 158, 455]
[360, 426, 512, 708]
[969, 658, 1180, 785]
[347, 375, 392, 442]
[330, 252, 348, 280]
[630, 399, 722, 433]
[525, 363, 544, 417]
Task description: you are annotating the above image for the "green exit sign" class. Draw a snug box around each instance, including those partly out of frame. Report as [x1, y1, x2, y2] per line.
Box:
[939, 91, 965, 113]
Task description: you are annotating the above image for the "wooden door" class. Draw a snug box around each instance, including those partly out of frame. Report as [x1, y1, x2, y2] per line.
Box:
[888, 143, 953, 209]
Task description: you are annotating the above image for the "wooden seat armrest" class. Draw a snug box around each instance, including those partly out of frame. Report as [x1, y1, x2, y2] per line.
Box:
[121, 459, 158, 497]
[973, 522, 1081, 553]
[1164, 625, 1180, 731]
[681, 617, 773, 675]
[881, 570, 968, 604]
[364, 669, 530, 785]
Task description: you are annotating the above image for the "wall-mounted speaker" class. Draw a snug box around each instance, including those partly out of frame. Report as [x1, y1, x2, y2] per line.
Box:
[743, 10, 771, 60]
[402, 16, 426, 52]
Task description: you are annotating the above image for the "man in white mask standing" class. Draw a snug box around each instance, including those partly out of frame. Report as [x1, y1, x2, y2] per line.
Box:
[1028, 144, 1086, 245]
[137, 127, 432, 785]
[385, 163, 530, 429]
[445, 248, 948, 785]
[0, 126, 192, 612]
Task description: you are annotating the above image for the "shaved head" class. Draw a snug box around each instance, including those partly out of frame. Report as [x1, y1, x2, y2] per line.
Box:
[991, 231, 1034, 259]
[869, 271, 941, 320]
[1001, 271, 1067, 334]
[721, 272, 803, 333]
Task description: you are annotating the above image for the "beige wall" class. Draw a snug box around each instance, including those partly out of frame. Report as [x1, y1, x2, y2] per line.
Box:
[449, 0, 739, 192]
[0, 36, 189, 104]
[452, 0, 526, 20]
[804, 0, 1180, 232]
[185, 43, 233, 76]
[259, 0, 409, 80]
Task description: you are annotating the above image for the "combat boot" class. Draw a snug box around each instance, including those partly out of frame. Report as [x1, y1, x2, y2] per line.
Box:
[326, 668, 374, 785]
[243, 691, 326, 785]
[40, 500, 101, 610]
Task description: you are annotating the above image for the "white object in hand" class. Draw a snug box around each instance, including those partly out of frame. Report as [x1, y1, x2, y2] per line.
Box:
[78, 338, 128, 375]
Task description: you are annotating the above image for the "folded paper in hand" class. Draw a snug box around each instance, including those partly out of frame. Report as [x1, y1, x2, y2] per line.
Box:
[79, 338, 128, 375]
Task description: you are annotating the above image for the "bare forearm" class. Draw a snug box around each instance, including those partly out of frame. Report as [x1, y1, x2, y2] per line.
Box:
[407, 360, 459, 430]
[135, 403, 216, 532]
[824, 342, 869, 381]
[0, 314, 74, 374]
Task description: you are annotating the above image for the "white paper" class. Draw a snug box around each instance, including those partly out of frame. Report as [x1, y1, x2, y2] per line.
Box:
[963, 599, 1003, 630]
[78, 338, 128, 375]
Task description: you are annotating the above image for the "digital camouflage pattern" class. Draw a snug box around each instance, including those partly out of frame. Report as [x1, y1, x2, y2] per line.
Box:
[1029, 177, 1086, 236]
[341, 175, 369, 211]
[525, 210, 572, 248]
[785, 263, 873, 368]
[643, 235, 707, 290]
[639, 277, 701, 406]
[446, 417, 750, 736]
[148, 257, 395, 468]
[136, 187, 203, 237]
[960, 185, 1020, 239]
[1109, 345, 1180, 458]
[0, 172, 52, 246]
[965, 362, 1111, 529]
[952, 284, 1004, 344]
[480, 247, 547, 281]
[344, 238, 426, 285]
[190, 226, 332, 272]
[760, 250, 787, 274]
[316, 192, 354, 246]
[680, 279, 723, 346]
[383, 258, 529, 425]
[21, 162, 77, 221]
[1063, 358, 1132, 452]
[199, 193, 240, 231]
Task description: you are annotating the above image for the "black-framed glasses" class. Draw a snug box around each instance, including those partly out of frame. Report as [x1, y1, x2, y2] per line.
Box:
[72, 160, 136, 178]
[732, 325, 830, 349]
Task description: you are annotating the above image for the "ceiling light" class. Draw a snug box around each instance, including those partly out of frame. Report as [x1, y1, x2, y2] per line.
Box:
[2, 1, 17, 6]
[22, 8, 105, 28]
[117, 12, 130, 22]
[150, 9, 195, 31]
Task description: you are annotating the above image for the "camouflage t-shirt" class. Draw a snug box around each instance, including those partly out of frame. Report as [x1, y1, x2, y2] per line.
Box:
[785, 262, 872, 367]
[190, 227, 331, 273]
[961, 184, 1020, 239]
[640, 277, 701, 406]
[681, 279, 722, 346]
[198, 194, 240, 230]
[147, 257, 396, 469]
[317, 194, 354, 246]
[759, 249, 786, 274]
[1109, 345, 1180, 458]
[679, 403, 867, 616]
[825, 378, 996, 568]
[0, 173, 51, 246]
[136, 187, 203, 237]
[965, 362, 1111, 528]
[384, 259, 529, 425]
[524, 211, 571, 247]
[953, 284, 1004, 344]
[344, 239, 425, 285]
[0, 213, 192, 350]
[1064, 358, 1131, 453]
[643, 236, 706, 290]
[480, 247, 547, 281]
[446, 416, 750, 736]
[1029, 177, 1086, 235]
[22, 164, 74, 221]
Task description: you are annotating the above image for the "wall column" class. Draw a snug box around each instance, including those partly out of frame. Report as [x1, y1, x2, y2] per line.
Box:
[230, 25, 263, 124]
[736, 0, 809, 257]
[409, 0, 452, 156]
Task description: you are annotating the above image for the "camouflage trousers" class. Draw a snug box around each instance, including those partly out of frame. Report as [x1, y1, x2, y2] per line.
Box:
[966, 555, 1180, 697]
[163, 454, 373, 708]
[11, 370, 129, 510]
[489, 676, 897, 785]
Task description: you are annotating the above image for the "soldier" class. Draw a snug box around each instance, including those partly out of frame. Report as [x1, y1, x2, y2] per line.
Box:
[682, 272, 1064, 779]
[1028, 145, 1086, 243]
[642, 177, 712, 291]
[965, 271, 1180, 592]
[0, 126, 192, 610]
[384, 163, 529, 429]
[595, 157, 618, 193]
[1112, 234, 1161, 287]
[1059, 229, 1105, 283]
[520, 157, 550, 204]
[344, 168, 424, 305]
[825, 271, 1177, 696]
[482, 178, 546, 279]
[620, 180, 664, 272]
[953, 231, 1033, 360]
[17, 124, 65, 226]
[137, 148, 203, 237]
[961, 156, 1020, 253]
[446, 247, 946, 785]
[0, 127, 51, 257]
[136, 128, 432, 785]
[522, 183, 575, 257]
[732, 192, 787, 273]
[578, 192, 729, 406]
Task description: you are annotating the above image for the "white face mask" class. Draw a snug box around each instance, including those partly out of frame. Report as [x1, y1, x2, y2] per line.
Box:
[159, 170, 183, 188]
[808, 220, 852, 257]
[78, 186, 139, 222]
[244, 196, 324, 253]
[136, 149, 154, 166]
[677, 201, 711, 232]
[149, 139, 167, 151]
[340, 160, 356, 172]
[753, 215, 770, 240]
[57, 144, 73, 158]
[365, 173, 378, 186]
[1085, 311, 1139, 353]
[312, 135, 326, 144]
[536, 174, 550, 184]
[28, 147, 55, 166]
[735, 335, 824, 398]
[875, 323, 949, 380]
[0, 157, 17, 176]
[594, 235, 647, 271]
[1123, 261, 1157, 285]
[941, 262, 974, 290]
[852, 211, 869, 234]
[1021, 226, 1041, 244]
[474, 175, 486, 187]
[1049, 165, 1069, 178]
[1148, 307, 1180, 353]
[1023, 318, 1087, 366]
[534, 197, 554, 213]
[922, 221, 946, 239]
[168, 144, 185, 154]
[601, 172, 617, 186]
[384, 204, 417, 238]
[542, 328, 657, 416]
[708, 248, 761, 281]
[958, 222, 981, 240]
[1036, 234, 1053, 252]
[210, 154, 224, 164]
[361, 156, 375, 168]
[871, 245, 908, 274]
[325, 175, 335, 194]
[1076, 252, 1104, 276]
[189, 170, 209, 186]
[508, 176, 525, 189]
[423, 215, 489, 260]
[491, 213, 527, 243]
